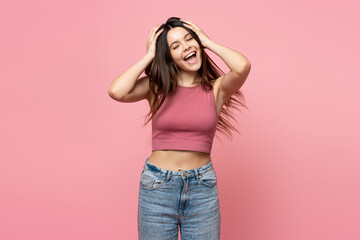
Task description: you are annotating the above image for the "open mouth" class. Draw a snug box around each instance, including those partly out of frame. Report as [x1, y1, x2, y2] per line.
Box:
[183, 51, 197, 64]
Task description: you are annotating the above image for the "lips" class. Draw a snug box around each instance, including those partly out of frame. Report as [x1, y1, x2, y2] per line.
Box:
[184, 52, 198, 65]
[183, 51, 196, 60]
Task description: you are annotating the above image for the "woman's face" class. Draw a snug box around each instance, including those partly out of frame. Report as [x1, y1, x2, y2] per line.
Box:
[167, 27, 202, 73]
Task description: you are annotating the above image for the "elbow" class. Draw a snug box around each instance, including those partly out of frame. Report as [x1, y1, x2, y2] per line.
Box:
[235, 61, 251, 75]
[245, 61, 251, 73]
[108, 88, 115, 98]
[108, 88, 123, 101]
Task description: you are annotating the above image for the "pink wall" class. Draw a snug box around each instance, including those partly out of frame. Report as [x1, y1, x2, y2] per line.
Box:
[1, 0, 359, 239]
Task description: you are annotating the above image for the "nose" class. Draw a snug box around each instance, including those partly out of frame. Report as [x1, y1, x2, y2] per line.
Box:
[183, 42, 190, 51]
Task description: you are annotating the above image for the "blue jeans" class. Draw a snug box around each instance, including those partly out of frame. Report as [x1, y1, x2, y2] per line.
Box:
[138, 157, 221, 240]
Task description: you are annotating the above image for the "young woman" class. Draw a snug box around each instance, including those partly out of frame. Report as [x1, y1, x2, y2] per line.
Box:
[108, 17, 251, 240]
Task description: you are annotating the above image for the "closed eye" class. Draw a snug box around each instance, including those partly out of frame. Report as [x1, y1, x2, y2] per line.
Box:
[172, 37, 192, 50]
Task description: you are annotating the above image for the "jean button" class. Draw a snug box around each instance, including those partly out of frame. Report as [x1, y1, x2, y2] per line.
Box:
[182, 172, 186, 177]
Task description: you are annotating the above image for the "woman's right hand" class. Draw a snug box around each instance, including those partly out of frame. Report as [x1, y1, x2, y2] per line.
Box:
[146, 24, 164, 59]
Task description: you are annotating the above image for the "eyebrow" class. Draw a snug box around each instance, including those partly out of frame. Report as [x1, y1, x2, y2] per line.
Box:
[169, 33, 191, 48]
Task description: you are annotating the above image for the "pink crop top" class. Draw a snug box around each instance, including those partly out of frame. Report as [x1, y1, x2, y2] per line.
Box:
[152, 84, 218, 154]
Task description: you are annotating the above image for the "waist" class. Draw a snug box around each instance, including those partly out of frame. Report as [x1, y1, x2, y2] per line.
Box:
[148, 150, 211, 171]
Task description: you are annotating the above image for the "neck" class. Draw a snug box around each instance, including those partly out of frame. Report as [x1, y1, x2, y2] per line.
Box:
[177, 71, 200, 85]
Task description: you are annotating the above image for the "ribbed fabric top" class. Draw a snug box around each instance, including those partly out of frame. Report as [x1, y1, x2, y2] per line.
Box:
[152, 84, 218, 154]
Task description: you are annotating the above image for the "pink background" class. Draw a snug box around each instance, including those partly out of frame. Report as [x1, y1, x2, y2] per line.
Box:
[1, 0, 359, 239]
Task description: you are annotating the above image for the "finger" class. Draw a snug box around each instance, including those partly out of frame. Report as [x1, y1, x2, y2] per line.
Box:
[181, 19, 195, 28]
[183, 22, 197, 31]
[149, 27, 157, 38]
[150, 25, 159, 33]
[182, 21, 191, 27]
[148, 27, 163, 44]
[155, 25, 163, 34]
[152, 26, 163, 40]
[183, 19, 194, 25]
[182, 20, 196, 29]
[184, 20, 200, 29]
[154, 28, 164, 38]
[149, 24, 161, 38]
[182, 21, 192, 27]
[150, 24, 161, 34]
[189, 23, 200, 30]
[156, 27, 164, 34]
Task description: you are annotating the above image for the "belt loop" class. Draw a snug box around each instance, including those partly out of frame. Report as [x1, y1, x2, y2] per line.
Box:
[195, 169, 199, 180]
[165, 170, 171, 182]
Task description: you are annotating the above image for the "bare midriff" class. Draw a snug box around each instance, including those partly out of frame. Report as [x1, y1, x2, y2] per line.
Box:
[148, 150, 211, 172]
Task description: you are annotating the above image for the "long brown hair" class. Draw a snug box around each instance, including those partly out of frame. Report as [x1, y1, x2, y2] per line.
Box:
[142, 17, 248, 141]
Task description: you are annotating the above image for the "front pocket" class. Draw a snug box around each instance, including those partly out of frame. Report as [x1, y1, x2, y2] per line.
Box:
[199, 169, 217, 187]
[139, 171, 165, 190]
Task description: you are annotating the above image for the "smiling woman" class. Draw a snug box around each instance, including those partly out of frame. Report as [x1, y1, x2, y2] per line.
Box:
[167, 27, 202, 73]
[141, 17, 250, 140]
[108, 16, 251, 240]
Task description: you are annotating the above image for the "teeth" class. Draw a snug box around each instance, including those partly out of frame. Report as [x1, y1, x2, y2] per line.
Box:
[184, 52, 196, 60]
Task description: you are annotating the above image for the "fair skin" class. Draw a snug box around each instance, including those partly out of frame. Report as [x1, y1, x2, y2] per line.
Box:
[167, 26, 202, 86]
[108, 19, 251, 171]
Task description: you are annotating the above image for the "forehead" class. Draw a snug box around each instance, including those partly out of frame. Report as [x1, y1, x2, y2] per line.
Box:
[167, 27, 190, 45]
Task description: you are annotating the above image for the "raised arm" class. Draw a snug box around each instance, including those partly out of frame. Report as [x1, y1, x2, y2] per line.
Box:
[182, 19, 251, 101]
[108, 54, 152, 102]
[108, 24, 163, 102]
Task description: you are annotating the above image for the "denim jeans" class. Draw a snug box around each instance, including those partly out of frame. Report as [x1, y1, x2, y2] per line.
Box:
[138, 157, 221, 240]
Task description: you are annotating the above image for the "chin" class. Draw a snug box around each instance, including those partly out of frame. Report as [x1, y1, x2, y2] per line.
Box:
[180, 66, 201, 73]
[182, 60, 202, 72]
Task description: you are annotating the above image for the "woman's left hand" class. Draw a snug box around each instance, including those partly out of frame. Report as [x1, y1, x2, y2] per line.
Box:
[181, 19, 211, 48]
